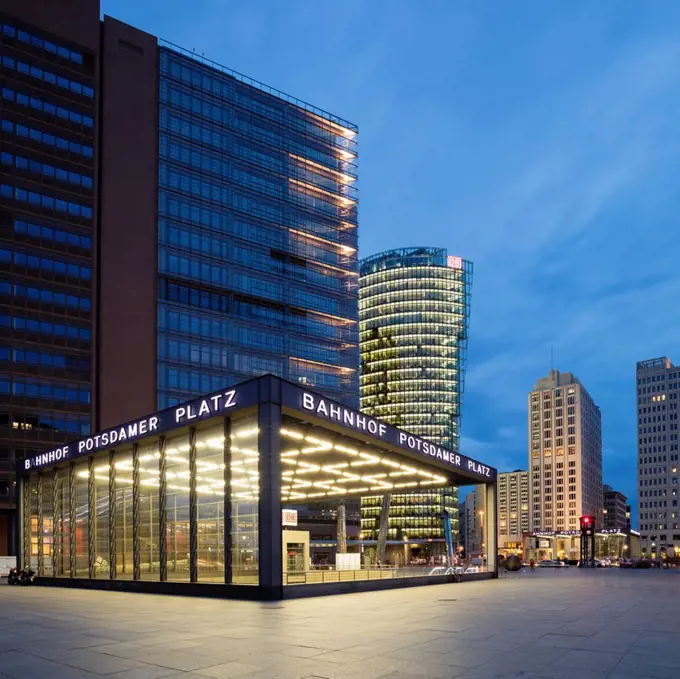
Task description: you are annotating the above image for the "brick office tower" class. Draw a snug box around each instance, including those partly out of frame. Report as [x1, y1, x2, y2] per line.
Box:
[528, 370, 603, 561]
[0, 0, 359, 555]
[636, 357, 680, 559]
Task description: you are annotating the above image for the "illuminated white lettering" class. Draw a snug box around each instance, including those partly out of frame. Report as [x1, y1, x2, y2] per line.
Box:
[24, 459, 30, 470]
[110, 430, 119, 445]
[187, 405, 197, 420]
[355, 414, 366, 430]
[317, 400, 328, 417]
[138, 420, 147, 435]
[149, 416, 159, 432]
[302, 393, 314, 410]
[118, 427, 127, 442]
[175, 407, 186, 423]
[343, 410, 354, 426]
[367, 420, 378, 434]
[198, 400, 210, 417]
[399, 432, 407, 445]
[378, 424, 386, 437]
[101, 432, 109, 446]
[78, 441, 86, 453]
[127, 422, 138, 438]
[329, 404, 341, 420]
[224, 390, 236, 408]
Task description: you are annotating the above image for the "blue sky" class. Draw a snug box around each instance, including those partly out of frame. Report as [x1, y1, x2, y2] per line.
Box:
[104, 0, 680, 522]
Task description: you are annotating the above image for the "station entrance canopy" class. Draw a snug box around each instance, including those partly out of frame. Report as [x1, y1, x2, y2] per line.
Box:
[17, 375, 497, 599]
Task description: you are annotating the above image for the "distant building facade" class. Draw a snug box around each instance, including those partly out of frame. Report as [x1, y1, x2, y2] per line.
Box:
[603, 485, 628, 530]
[636, 357, 680, 559]
[498, 470, 530, 554]
[462, 486, 485, 558]
[528, 369, 603, 560]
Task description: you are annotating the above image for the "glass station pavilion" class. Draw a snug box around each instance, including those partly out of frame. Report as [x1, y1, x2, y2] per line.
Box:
[16, 375, 497, 599]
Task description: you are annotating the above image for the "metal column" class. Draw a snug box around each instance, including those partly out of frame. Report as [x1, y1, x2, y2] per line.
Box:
[37, 473, 44, 576]
[258, 400, 282, 596]
[109, 450, 116, 579]
[88, 457, 95, 578]
[68, 462, 76, 577]
[376, 494, 392, 564]
[189, 427, 198, 583]
[337, 502, 347, 554]
[223, 417, 232, 584]
[21, 477, 29, 570]
[52, 467, 59, 576]
[158, 436, 167, 582]
[132, 443, 140, 580]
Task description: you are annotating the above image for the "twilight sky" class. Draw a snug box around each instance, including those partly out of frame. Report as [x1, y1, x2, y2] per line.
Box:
[103, 0, 680, 522]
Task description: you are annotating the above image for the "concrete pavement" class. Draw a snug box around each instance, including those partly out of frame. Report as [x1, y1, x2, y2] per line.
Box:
[1, 569, 679, 679]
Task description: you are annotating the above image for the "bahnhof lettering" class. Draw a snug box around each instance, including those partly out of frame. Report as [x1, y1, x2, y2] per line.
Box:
[16, 375, 498, 599]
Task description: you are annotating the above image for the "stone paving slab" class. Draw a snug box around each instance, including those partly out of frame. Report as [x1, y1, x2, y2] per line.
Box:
[1, 570, 680, 678]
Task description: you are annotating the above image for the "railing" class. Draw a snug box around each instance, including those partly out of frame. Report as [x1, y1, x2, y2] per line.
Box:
[283, 565, 487, 585]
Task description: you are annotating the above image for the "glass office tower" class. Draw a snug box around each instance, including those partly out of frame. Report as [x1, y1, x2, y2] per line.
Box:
[359, 247, 472, 557]
[0, 10, 96, 555]
[156, 45, 359, 410]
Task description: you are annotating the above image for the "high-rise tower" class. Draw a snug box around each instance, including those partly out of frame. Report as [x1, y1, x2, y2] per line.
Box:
[528, 369, 602, 559]
[636, 357, 680, 559]
[359, 247, 472, 559]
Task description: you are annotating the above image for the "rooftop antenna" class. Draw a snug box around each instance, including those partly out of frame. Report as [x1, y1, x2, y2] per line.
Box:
[550, 344, 554, 372]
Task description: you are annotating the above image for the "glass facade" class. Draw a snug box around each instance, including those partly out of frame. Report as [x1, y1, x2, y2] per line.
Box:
[0, 15, 95, 553]
[21, 413, 259, 585]
[156, 46, 359, 410]
[359, 247, 473, 549]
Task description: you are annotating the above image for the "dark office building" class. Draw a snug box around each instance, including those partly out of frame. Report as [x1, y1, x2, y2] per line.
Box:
[603, 484, 628, 530]
[0, 0, 98, 555]
[0, 0, 359, 555]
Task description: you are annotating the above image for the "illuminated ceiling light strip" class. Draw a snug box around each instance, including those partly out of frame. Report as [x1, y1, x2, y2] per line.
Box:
[334, 444, 359, 456]
[280, 428, 304, 440]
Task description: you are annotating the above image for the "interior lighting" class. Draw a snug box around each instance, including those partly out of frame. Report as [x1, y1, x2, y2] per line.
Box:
[334, 444, 359, 456]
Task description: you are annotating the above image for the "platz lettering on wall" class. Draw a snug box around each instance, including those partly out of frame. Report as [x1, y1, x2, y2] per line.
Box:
[174, 389, 237, 424]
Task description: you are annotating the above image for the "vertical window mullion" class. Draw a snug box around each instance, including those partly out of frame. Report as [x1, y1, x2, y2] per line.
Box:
[159, 436, 167, 581]
[109, 450, 116, 580]
[88, 456, 95, 578]
[224, 417, 232, 584]
[52, 467, 59, 576]
[189, 427, 198, 583]
[69, 463, 76, 577]
[132, 443, 140, 580]
[37, 473, 44, 576]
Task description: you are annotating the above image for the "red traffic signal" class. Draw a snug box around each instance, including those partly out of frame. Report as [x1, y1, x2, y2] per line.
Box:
[580, 515, 595, 527]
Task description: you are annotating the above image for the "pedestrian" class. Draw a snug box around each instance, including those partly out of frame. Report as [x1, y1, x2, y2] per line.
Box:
[529, 558, 535, 572]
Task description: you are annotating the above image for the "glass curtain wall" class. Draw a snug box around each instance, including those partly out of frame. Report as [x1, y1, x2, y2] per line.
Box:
[54, 467, 70, 576]
[231, 416, 259, 584]
[137, 441, 160, 579]
[73, 463, 89, 576]
[195, 423, 225, 582]
[165, 432, 191, 581]
[114, 450, 134, 579]
[41, 472, 54, 576]
[21, 415, 260, 586]
[93, 460, 109, 578]
[359, 248, 473, 550]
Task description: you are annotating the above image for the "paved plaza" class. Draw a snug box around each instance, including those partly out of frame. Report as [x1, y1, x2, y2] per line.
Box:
[1, 569, 679, 679]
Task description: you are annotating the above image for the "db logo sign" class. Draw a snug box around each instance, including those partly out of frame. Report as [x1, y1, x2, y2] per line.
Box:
[282, 509, 298, 527]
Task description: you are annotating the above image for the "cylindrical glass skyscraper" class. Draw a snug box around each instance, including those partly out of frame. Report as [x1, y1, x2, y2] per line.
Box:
[359, 247, 472, 560]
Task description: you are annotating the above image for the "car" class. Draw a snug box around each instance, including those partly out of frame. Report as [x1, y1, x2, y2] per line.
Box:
[619, 559, 634, 569]
[538, 559, 568, 568]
